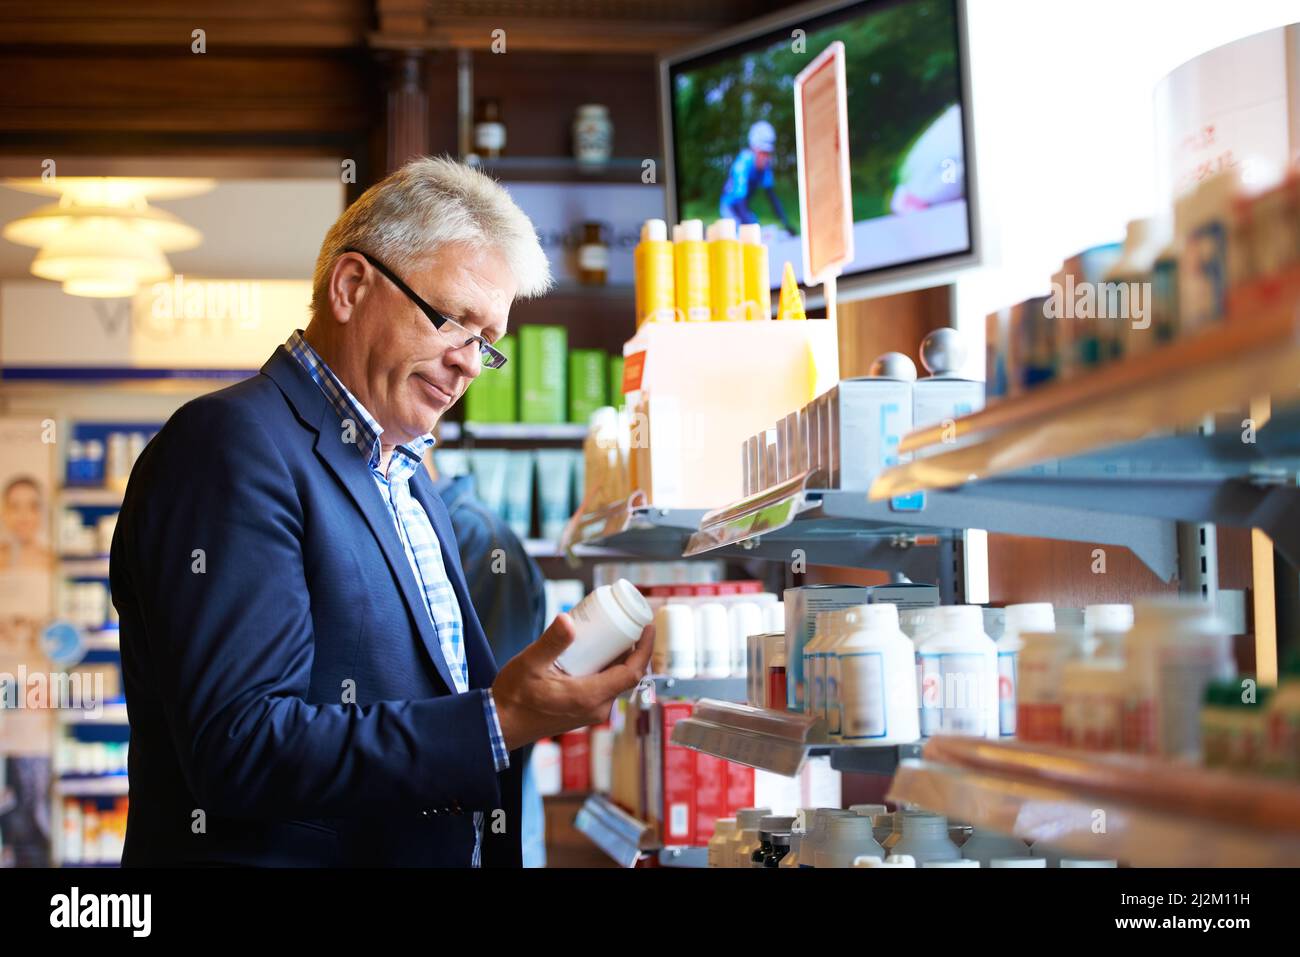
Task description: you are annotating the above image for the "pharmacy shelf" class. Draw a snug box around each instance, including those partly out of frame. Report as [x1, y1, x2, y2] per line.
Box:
[59, 487, 123, 507]
[572, 793, 656, 868]
[561, 493, 709, 560]
[669, 698, 915, 778]
[59, 557, 110, 578]
[648, 675, 747, 704]
[54, 775, 130, 797]
[888, 737, 1300, 868]
[877, 270, 1300, 499]
[58, 702, 129, 725]
[461, 422, 589, 441]
[684, 472, 1178, 581]
[656, 846, 709, 868]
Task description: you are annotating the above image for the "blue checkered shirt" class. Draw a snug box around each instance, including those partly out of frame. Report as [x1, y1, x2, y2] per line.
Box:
[286, 331, 509, 866]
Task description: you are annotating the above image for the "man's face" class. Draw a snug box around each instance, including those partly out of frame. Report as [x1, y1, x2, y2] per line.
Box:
[353, 242, 515, 445]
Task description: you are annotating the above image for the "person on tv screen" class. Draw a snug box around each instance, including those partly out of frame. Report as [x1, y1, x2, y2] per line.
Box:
[719, 120, 795, 235]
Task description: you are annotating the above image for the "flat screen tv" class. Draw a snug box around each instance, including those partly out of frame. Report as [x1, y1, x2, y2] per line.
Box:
[660, 0, 979, 300]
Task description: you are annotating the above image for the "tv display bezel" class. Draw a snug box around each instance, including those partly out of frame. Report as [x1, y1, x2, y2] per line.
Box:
[657, 0, 981, 302]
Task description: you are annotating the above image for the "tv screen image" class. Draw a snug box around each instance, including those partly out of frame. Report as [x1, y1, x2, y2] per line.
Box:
[665, 0, 974, 289]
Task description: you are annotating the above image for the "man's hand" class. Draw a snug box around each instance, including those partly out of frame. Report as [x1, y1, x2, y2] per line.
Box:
[491, 613, 653, 751]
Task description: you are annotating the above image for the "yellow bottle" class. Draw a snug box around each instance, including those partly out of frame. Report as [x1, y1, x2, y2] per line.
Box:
[635, 218, 676, 326]
[673, 219, 711, 322]
[707, 218, 744, 321]
[738, 223, 772, 320]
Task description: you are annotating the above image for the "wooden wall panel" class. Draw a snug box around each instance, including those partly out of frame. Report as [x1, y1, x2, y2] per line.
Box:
[835, 284, 951, 378]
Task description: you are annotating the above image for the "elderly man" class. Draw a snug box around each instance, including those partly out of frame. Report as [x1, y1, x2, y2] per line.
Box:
[110, 157, 651, 866]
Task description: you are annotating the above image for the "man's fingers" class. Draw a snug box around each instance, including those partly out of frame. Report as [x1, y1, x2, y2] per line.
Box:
[532, 613, 577, 663]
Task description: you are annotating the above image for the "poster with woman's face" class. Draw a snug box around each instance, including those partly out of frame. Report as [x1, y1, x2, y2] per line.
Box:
[0, 417, 55, 625]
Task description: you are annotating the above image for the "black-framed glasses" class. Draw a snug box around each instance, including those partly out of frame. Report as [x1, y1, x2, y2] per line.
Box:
[343, 247, 507, 370]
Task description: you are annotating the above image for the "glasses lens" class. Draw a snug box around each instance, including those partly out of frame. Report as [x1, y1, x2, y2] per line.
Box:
[434, 318, 505, 370]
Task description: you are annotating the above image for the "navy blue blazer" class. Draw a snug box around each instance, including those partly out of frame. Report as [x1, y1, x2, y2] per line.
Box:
[110, 346, 524, 867]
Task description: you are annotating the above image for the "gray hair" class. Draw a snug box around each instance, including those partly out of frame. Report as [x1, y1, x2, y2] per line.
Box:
[311, 156, 552, 315]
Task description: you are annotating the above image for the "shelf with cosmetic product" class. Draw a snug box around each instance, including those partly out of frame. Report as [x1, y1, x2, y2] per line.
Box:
[667, 698, 922, 778]
[888, 735, 1300, 868]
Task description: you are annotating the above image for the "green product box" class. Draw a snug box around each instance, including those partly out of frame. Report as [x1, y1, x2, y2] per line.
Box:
[463, 332, 517, 422]
[608, 354, 625, 411]
[568, 349, 607, 424]
[519, 325, 567, 424]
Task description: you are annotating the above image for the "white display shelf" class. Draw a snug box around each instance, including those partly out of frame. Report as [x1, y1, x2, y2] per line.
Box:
[59, 487, 124, 507]
[59, 557, 110, 577]
[54, 775, 130, 797]
[668, 699, 918, 778]
[58, 702, 129, 725]
[572, 793, 655, 868]
[888, 737, 1300, 868]
[876, 270, 1300, 499]
[461, 421, 589, 441]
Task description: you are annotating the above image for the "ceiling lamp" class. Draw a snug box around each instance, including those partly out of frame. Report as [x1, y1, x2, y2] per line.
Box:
[2, 177, 214, 298]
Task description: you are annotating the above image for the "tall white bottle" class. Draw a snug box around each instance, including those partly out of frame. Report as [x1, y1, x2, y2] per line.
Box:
[998, 603, 1056, 738]
[830, 603, 920, 744]
[918, 605, 999, 739]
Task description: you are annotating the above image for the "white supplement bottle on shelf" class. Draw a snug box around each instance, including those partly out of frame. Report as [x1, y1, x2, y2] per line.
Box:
[892, 812, 961, 865]
[1084, 603, 1134, 659]
[998, 603, 1056, 738]
[817, 816, 886, 868]
[802, 612, 837, 724]
[1060, 858, 1118, 867]
[727, 601, 763, 679]
[850, 803, 888, 819]
[556, 578, 652, 677]
[831, 602, 921, 745]
[1017, 629, 1082, 745]
[708, 819, 738, 868]
[960, 828, 1030, 865]
[918, 606, 1000, 739]
[656, 603, 697, 679]
[824, 609, 863, 739]
[694, 603, 732, 678]
[730, 807, 772, 868]
[853, 854, 917, 868]
[1123, 598, 1234, 758]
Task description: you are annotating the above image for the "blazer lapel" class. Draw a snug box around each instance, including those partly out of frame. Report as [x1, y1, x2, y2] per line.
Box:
[262, 347, 458, 695]
[409, 471, 499, 689]
[311, 404, 458, 694]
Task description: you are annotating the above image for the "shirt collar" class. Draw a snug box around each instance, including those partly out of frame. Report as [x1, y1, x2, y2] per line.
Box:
[284, 330, 436, 478]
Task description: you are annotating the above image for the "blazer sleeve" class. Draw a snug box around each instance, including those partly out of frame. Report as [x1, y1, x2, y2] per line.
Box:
[112, 395, 503, 821]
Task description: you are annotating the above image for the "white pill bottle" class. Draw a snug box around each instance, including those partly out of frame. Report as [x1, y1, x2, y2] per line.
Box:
[556, 579, 653, 677]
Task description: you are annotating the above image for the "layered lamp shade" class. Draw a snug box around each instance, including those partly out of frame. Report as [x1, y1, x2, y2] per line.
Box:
[3, 177, 214, 298]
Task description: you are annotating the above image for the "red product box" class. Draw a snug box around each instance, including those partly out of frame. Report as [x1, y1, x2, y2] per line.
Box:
[694, 751, 728, 843]
[649, 702, 696, 846]
[725, 761, 754, 816]
[559, 728, 591, 793]
[669, 584, 696, 598]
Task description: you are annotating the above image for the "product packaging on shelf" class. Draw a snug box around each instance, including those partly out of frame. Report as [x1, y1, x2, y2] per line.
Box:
[568, 348, 607, 425]
[646, 701, 696, 846]
[519, 324, 567, 424]
[559, 728, 591, 793]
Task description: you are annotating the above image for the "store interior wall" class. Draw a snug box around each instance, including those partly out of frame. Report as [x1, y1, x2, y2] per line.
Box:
[955, 0, 1300, 370]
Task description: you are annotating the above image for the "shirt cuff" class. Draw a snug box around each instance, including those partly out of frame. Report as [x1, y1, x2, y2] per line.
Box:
[482, 690, 511, 773]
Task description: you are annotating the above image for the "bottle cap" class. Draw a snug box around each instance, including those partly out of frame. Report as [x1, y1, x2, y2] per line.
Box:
[677, 219, 704, 242]
[990, 857, 1047, 867]
[641, 219, 667, 242]
[1084, 603, 1134, 634]
[1005, 602, 1056, 635]
[738, 222, 762, 245]
[708, 218, 737, 241]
